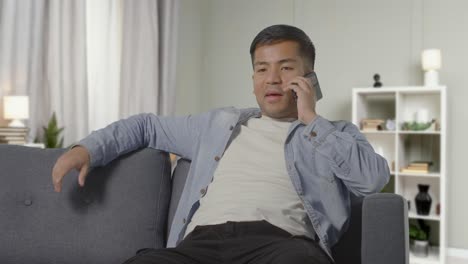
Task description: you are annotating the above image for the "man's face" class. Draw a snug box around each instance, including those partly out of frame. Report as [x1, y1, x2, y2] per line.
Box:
[252, 40, 308, 119]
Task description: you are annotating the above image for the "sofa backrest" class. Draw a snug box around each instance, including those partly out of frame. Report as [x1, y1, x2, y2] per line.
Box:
[168, 158, 363, 264]
[0, 145, 171, 264]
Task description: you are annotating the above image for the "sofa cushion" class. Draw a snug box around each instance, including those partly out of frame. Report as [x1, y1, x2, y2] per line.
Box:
[0, 145, 171, 264]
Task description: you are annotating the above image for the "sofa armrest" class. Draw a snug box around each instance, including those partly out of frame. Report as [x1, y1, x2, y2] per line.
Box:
[362, 193, 409, 264]
[0, 146, 171, 264]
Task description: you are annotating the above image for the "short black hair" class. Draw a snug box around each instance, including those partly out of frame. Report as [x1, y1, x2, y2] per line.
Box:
[249, 24, 316, 70]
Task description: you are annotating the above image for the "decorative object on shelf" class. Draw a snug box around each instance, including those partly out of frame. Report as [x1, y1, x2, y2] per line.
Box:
[416, 109, 430, 123]
[40, 112, 64, 148]
[401, 119, 435, 131]
[415, 184, 432, 215]
[422, 49, 441, 86]
[0, 126, 29, 145]
[3, 95, 29, 127]
[402, 108, 437, 131]
[436, 203, 440, 215]
[410, 223, 429, 257]
[372, 73, 382, 88]
[360, 119, 385, 131]
[385, 119, 396, 131]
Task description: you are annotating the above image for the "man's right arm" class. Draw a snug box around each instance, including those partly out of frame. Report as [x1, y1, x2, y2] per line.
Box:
[79, 113, 203, 167]
[52, 112, 206, 192]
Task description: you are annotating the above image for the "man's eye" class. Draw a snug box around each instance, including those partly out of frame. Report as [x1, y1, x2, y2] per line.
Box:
[256, 68, 266, 72]
[282, 67, 293, 71]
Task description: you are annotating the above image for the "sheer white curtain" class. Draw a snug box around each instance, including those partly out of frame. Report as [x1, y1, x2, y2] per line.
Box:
[86, 0, 122, 131]
[0, 0, 88, 144]
[45, 0, 89, 145]
[119, 0, 179, 118]
[0, 0, 179, 145]
[0, 0, 45, 127]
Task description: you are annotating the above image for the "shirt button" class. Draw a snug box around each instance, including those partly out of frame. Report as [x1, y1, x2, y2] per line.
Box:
[183, 218, 186, 224]
[214, 156, 220, 161]
[24, 199, 32, 206]
[229, 125, 234, 130]
[310, 131, 317, 137]
[200, 188, 207, 196]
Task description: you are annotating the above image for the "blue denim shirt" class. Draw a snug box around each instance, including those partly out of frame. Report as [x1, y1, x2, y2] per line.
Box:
[78, 107, 390, 258]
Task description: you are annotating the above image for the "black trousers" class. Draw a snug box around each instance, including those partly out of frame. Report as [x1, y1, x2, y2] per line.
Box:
[122, 220, 334, 264]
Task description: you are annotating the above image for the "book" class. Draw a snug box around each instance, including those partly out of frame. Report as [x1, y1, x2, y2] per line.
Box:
[408, 165, 429, 171]
[401, 168, 429, 174]
[408, 164, 429, 170]
[0, 127, 29, 132]
[1, 136, 26, 140]
[404, 167, 428, 172]
[361, 119, 385, 131]
[410, 161, 433, 166]
[0, 141, 26, 145]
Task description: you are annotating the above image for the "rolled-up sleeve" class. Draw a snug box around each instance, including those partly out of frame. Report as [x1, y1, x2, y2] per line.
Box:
[303, 116, 390, 196]
[78, 112, 207, 168]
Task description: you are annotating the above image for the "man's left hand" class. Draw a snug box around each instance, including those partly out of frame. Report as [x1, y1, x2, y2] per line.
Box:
[283, 75, 317, 125]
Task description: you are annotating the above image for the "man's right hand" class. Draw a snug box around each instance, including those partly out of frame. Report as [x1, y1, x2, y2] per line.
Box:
[52, 146, 91, 192]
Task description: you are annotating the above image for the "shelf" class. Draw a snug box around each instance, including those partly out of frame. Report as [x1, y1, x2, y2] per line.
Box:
[353, 86, 445, 94]
[361, 130, 396, 134]
[409, 212, 441, 221]
[399, 172, 441, 178]
[361, 130, 442, 138]
[353, 87, 397, 94]
[353, 86, 446, 264]
[410, 246, 440, 264]
[399, 130, 441, 135]
[399, 86, 445, 94]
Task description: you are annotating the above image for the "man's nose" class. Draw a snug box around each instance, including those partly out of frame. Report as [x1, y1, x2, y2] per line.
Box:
[266, 70, 282, 84]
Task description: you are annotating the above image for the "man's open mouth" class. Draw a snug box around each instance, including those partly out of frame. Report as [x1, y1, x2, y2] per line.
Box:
[265, 92, 283, 97]
[265, 92, 283, 102]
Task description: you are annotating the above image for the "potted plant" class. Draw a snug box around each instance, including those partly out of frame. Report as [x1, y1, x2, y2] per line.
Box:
[35, 112, 64, 148]
[409, 223, 429, 257]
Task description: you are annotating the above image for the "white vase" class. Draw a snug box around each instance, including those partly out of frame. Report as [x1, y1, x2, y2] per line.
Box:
[413, 240, 429, 257]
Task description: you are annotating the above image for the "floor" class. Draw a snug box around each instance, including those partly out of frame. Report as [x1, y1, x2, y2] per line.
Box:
[448, 256, 468, 264]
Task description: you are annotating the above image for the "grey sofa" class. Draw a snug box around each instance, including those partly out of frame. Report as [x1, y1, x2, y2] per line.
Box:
[0, 145, 408, 264]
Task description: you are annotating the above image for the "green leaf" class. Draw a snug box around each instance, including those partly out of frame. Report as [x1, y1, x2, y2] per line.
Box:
[42, 111, 65, 148]
[409, 224, 428, 241]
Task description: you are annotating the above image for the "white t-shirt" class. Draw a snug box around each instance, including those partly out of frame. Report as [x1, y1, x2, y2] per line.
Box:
[184, 115, 315, 239]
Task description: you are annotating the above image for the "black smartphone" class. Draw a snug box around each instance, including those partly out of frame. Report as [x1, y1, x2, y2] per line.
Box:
[292, 71, 323, 101]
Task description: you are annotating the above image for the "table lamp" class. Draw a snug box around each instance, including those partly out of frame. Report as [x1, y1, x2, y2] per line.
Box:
[3, 95, 29, 127]
[422, 49, 441, 86]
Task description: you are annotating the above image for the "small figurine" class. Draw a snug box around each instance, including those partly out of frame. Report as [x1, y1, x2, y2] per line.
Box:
[373, 73, 382, 88]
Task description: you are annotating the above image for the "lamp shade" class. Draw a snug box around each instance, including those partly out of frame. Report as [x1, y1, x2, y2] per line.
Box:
[422, 49, 441, 71]
[3, 96, 29, 119]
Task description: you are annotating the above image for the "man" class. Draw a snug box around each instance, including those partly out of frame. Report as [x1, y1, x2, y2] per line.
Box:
[52, 24, 390, 264]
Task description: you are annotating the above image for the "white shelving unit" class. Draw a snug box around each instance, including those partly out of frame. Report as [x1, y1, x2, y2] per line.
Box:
[352, 86, 447, 264]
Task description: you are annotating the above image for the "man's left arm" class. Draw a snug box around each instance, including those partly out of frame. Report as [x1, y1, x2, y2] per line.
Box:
[303, 116, 390, 196]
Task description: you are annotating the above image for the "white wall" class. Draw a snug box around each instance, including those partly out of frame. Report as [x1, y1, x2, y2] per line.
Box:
[422, 0, 468, 251]
[174, 0, 207, 115]
[176, 0, 468, 249]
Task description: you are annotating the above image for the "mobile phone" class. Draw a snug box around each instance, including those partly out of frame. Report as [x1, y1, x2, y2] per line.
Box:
[292, 72, 323, 101]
